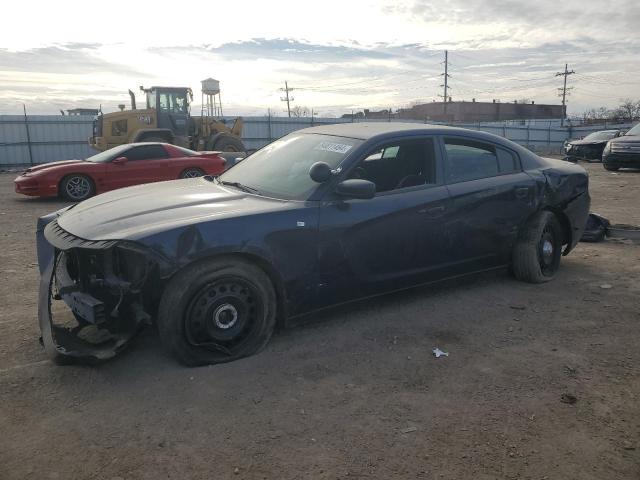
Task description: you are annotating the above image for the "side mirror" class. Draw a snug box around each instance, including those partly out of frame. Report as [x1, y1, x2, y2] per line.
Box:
[335, 179, 376, 199]
[112, 156, 128, 165]
[309, 161, 333, 183]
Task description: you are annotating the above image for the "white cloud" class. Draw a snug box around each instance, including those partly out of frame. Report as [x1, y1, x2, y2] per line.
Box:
[1, 0, 638, 115]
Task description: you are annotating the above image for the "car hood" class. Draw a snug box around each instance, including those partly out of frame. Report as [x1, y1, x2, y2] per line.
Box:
[22, 159, 85, 174]
[57, 178, 291, 241]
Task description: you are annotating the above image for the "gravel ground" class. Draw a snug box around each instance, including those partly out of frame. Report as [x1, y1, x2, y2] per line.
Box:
[1, 162, 639, 479]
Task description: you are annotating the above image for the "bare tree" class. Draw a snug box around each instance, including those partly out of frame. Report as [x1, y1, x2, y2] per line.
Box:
[290, 105, 310, 117]
[616, 99, 640, 122]
[581, 106, 613, 123]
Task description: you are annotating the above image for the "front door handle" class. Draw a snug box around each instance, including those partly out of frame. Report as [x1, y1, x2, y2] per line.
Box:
[515, 187, 529, 199]
[419, 205, 446, 217]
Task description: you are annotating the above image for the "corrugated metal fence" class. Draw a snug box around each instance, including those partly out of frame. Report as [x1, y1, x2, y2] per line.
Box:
[0, 115, 95, 166]
[0, 114, 633, 168]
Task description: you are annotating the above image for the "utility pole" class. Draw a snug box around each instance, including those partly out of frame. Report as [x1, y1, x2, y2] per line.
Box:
[555, 63, 575, 126]
[439, 50, 451, 117]
[280, 81, 294, 117]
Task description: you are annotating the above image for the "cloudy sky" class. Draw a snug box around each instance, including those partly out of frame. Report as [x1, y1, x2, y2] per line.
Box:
[1, 0, 638, 117]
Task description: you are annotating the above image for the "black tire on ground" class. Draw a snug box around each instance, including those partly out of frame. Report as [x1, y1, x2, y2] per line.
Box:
[603, 164, 619, 171]
[157, 257, 277, 366]
[60, 174, 95, 201]
[213, 134, 245, 152]
[512, 211, 563, 284]
[179, 167, 205, 179]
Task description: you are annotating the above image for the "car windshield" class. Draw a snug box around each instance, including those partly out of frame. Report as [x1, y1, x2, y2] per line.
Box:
[85, 144, 131, 163]
[625, 123, 640, 136]
[219, 133, 363, 200]
[583, 131, 618, 141]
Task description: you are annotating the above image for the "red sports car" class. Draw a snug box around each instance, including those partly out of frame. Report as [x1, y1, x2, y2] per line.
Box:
[14, 143, 228, 201]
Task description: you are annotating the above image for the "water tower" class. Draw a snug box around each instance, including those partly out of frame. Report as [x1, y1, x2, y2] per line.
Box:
[201, 78, 223, 117]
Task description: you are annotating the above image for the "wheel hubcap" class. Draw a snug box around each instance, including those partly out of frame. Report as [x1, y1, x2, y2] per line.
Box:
[184, 170, 202, 178]
[542, 239, 554, 261]
[213, 304, 238, 329]
[66, 177, 90, 199]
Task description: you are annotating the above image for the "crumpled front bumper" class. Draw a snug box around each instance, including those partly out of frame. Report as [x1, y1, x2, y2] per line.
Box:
[36, 211, 154, 363]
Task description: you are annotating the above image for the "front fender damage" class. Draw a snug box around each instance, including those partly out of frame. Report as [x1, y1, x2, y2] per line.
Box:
[38, 235, 173, 363]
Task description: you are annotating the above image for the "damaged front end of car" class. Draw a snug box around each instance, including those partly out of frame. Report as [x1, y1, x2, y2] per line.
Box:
[37, 212, 171, 363]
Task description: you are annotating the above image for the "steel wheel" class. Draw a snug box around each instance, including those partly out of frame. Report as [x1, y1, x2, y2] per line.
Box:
[184, 277, 264, 355]
[61, 175, 93, 201]
[157, 258, 277, 366]
[538, 224, 560, 277]
[180, 168, 205, 178]
[512, 211, 563, 283]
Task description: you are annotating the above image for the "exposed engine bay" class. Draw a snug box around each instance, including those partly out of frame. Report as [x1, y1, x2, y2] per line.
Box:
[39, 224, 168, 362]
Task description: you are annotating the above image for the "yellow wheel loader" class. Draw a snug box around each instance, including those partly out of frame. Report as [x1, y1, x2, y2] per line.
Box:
[89, 86, 245, 152]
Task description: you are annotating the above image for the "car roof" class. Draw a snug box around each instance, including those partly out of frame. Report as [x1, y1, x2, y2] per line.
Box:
[298, 122, 469, 141]
[296, 121, 546, 170]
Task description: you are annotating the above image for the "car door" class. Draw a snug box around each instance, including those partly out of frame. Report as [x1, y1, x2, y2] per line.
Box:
[315, 136, 453, 307]
[105, 144, 171, 190]
[441, 136, 537, 270]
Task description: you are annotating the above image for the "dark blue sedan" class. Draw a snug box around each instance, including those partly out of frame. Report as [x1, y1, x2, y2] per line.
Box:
[37, 123, 590, 365]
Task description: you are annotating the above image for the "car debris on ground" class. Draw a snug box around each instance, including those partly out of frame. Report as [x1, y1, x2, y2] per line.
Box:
[433, 348, 449, 358]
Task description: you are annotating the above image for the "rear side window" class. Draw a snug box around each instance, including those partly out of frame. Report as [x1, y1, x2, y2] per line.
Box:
[124, 145, 169, 161]
[444, 138, 519, 183]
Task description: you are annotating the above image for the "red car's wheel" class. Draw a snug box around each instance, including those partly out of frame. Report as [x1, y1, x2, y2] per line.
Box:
[180, 168, 205, 179]
[60, 174, 94, 201]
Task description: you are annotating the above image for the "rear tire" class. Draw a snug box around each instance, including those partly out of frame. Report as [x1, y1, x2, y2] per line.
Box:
[512, 211, 563, 283]
[603, 164, 619, 171]
[60, 174, 95, 201]
[157, 258, 276, 366]
[179, 168, 205, 178]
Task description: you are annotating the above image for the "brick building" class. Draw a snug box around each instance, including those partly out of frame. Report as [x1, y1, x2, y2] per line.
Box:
[396, 100, 564, 122]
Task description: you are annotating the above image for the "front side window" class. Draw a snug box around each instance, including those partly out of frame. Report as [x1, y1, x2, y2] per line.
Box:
[219, 133, 362, 200]
[123, 145, 169, 161]
[444, 138, 519, 183]
[159, 93, 170, 111]
[350, 138, 437, 193]
[158, 93, 188, 113]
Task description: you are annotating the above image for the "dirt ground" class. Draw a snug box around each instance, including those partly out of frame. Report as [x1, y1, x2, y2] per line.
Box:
[1, 162, 639, 479]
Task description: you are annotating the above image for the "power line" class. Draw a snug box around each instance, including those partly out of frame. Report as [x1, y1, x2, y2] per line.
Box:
[555, 63, 575, 126]
[280, 81, 294, 117]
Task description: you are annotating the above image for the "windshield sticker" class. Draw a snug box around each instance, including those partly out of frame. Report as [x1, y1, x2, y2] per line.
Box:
[314, 142, 353, 154]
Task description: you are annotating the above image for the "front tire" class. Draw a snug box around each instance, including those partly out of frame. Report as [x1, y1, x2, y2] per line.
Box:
[512, 211, 563, 283]
[603, 164, 619, 171]
[157, 258, 276, 366]
[60, 174, 94, 201]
